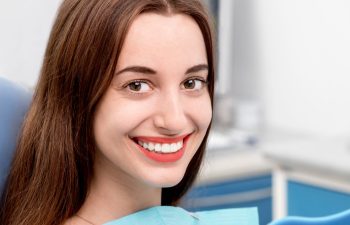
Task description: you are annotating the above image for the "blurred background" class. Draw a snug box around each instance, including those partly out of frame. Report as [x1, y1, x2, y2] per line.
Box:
[1, 0, 350, 224]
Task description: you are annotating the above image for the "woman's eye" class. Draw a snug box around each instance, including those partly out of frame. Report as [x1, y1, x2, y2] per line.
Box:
[183, 79, 206, 90]
[126, 80, 151, 92]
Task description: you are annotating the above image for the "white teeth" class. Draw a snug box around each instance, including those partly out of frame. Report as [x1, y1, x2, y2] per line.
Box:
[162, 144, 170, 153]
[155, 144, 162, 152]
[177, 141, 183, 149]
[148, 143, 155, 151]
[143, 142, 148, 149]
[137, 140, 183, 153]
[170, 143, 177, 152]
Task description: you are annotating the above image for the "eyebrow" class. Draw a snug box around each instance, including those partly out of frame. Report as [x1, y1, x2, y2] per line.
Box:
[115, 66, 156, 76]
[115, 64, 209, 76]
[185, 64, 208, 74]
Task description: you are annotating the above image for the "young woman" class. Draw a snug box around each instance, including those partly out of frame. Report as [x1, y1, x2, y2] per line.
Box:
[0, 0, 258, 225]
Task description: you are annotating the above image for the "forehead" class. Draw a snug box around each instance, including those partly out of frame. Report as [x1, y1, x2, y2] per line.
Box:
[117, 12, 207, 70]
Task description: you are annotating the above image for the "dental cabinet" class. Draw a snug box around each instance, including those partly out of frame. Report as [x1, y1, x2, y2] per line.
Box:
[181, 132, 350, 225]
[180, 150, 273, 225]
[262, 135, 350, 219]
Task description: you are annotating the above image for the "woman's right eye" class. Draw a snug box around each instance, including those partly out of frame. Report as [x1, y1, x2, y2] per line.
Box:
[125, 80, 152, 93]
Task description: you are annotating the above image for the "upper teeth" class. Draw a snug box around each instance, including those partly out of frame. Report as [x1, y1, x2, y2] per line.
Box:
[138, 140, 183, 153]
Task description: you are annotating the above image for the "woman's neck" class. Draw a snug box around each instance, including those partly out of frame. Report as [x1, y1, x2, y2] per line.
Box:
[76, 156, 162, 225]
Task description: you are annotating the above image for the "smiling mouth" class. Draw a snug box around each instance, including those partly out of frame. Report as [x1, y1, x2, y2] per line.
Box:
[136, 139, 183, 153]
[130, 134, 191, 163]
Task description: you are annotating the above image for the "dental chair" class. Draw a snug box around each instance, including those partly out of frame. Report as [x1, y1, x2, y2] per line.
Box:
[269, 209, 350, 225]
[0, 77, 31, 193]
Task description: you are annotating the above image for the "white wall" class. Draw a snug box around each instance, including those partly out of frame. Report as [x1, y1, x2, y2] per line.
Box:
[255, 0, 350, 137]
[0, 0, 62, 87]
[1, 0, 350, 137]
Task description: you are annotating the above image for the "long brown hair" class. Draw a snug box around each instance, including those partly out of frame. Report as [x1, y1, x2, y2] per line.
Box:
[0, 0, 215, 224]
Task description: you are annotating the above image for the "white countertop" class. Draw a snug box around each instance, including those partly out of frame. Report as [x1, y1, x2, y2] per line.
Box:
[260, 131, 350, 179]
[196, 149, 272, 185]
[195, 129, 350, 185]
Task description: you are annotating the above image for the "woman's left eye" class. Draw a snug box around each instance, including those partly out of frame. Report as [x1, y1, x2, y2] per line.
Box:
[182, 78, 207, 90]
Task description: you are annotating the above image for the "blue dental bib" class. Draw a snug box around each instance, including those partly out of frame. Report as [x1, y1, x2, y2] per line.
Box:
[103, 206, 259, 225]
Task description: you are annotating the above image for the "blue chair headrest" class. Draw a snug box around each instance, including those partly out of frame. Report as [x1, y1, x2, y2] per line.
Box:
[0, 77, 31, 193]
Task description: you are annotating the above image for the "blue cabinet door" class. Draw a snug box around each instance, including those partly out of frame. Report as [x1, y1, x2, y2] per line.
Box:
[288, 180, 350, 217]
[181, 174, 272, 225]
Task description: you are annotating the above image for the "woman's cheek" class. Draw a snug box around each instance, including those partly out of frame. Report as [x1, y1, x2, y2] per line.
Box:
[187, 94, 212, 129]
[111, 97, 156, 130]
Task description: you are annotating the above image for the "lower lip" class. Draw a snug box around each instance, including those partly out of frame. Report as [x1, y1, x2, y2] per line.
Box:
[135, 135, 190, 163]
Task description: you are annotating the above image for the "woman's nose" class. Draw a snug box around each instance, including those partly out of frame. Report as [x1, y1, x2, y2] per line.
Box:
[153, 92, 188, 134]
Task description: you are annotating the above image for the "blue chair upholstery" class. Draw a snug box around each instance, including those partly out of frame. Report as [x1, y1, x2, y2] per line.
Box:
[269, 209, 350, 225]
[0, 77, 31, 193]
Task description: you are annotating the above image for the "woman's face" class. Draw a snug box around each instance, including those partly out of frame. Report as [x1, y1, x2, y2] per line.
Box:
[93, 13, 212, 188]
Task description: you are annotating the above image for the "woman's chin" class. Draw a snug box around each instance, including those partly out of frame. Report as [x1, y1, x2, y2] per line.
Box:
[142, 170, 186, 188]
